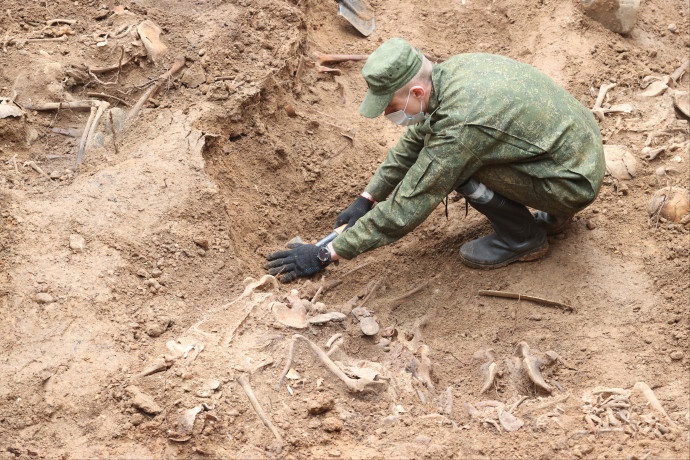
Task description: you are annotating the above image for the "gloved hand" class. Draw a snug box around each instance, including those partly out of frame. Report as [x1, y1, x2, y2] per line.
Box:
[335, 195, 374, 230]
[265, 244, 330, 283]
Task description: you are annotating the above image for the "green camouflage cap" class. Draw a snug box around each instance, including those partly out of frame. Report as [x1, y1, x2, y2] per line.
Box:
[359, 37, 423, 118]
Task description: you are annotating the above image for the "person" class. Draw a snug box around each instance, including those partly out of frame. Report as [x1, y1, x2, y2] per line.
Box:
[265, 37, 605, 282]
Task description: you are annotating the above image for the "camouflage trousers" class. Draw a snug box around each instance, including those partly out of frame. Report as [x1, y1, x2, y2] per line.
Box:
[469, 160, 605, 217]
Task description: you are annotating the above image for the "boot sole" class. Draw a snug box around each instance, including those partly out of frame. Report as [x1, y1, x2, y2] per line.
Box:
[460, 242, 549, 270]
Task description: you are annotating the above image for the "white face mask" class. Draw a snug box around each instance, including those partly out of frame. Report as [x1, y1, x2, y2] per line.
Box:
[385, 88, 425, 126]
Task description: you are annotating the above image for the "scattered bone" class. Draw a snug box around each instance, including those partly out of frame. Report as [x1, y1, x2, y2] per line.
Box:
[276, 337, 296, 390]
[648, 187, 690, 223]
[312, 52, 369, 66]
[237, 374, 283, 453]
[673, 91, 689, 118]
[516, 342, 552, 393]
[444, 386, 453, 416]
[326, 333, 342, 349]
[591, 82, 616, 121]
[633, 381, 678, 428]
[126, 55, 186, 126]
[23, 161, 51, 180]
[670, 59, 689, 86]
[498, 409, 524, 432]
[603, 145, 638, 180]
[175, 406, 202, 437]
[272, 301, 307, 329]
[391, 280, 430, 305]
[0, 100, 22, 118]
[413, 344, 434, 389]
[222, 275, 279, 346]
[317, 65, 341, 75]
[134, 356, 171, 379]
[77, 100, 109, 169]
[137, 20, 168, 62]
[642, 145, 666, 161]
[637, 77, 670, 98]
[351, 307, 379, 336]
[309, 312, 346, 325]
[292, 334, 386, 393]
[475, 348, 498, 394]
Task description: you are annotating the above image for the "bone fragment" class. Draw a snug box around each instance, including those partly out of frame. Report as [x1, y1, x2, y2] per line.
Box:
[23, 161, 51, 180]
[516, 342, 552, 393]
[591, 82, 616, 120]
[670, 59, 689, 85]
[326, 333, 342, 349]
[275, 337, 295, 390]
[134, 356, 170, 379]
[413, 344, 434, 389]
[238, 375, 283, 453]
[126, 55, 186, 126]
[633, 381, 678, 428]
[76, 100, 109, 170]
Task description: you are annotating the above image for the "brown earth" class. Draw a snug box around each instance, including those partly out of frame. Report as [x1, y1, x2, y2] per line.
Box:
[0, 0, 689, 459]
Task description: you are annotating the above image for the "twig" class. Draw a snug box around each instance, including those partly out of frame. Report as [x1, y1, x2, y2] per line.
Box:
[87, 92, 131, 106]
[359, 277, 383, 310]
[237, 374, 283, 453]
[478, 290, 574, 312]
[275, 337, 295, 390]
[391, 280, 429, 304]
[126, 55, 186, 125]
[88, 54, 133, 75]
[109, 110, 119, 155]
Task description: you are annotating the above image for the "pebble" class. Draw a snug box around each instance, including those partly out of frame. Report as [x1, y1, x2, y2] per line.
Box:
[322, 416, 343, 432]
[136, 268, 150, 278]
[586, 220, 597, 230]
[413, 435, 432, 444]
[35, 293, 54, 304]
[151, 268, 162, 278]
[69, 234, 85, 252]
[528, 314, 542, 321]
[307, 395, 335, 415]
[193, 237, 209, 250]
[668, 24, 677, 33]
[670, 351, 683, 361]
[127, 385, 162, 415]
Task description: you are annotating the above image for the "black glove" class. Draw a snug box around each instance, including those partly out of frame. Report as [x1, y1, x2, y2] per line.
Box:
[265, 244, 331, 283]
[335, 195, 374, 230]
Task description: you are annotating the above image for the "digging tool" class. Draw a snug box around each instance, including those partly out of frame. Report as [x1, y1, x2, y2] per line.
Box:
[335, 0, 375, 37]
[287, 224, 347, 249]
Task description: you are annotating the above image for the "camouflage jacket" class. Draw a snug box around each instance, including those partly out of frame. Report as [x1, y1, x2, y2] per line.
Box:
[332, 53, 604, 260]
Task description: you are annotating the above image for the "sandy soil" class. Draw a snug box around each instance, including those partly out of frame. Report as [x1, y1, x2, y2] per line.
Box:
[0, 0, 689, 458]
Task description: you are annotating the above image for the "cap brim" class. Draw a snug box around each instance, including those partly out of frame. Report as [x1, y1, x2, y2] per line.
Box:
[358, 88, 394, 118]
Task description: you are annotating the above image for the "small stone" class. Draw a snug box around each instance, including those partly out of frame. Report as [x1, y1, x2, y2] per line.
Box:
[193, 237, 209, 250]
[228, 408, 240, 417]
[382, 415, 400, 425]
[50, 170, 61, 179]
[25, 128, 39, 145]
[151, 268, 162, 278]
[181, 65, 206, 89]
[35, 293, 54, 304]
[145, 316, 171, 337]
[307, 395, 335, 415]
[413, 435, 432, 444]
[136, 268, 150, 278]
[131, 412, 145, 426]
[586, 220, 597, 230]
[322, 416, 343, 432]
[127, 385, 162, 415]
[528, 314, 542, 321]
[69, 234, 86, 252]
[668, 24, 677, 33]
[670, 351, 683, 361]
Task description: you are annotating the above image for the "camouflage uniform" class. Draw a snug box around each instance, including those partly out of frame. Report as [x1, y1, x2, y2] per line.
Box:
[332, 53, 605, 260]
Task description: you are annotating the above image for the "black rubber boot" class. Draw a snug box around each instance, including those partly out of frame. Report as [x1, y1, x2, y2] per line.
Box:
[458, 181, 548, 269]
[533, 211, 573, 235]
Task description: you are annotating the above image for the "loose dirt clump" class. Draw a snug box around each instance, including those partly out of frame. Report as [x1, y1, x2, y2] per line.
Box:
[0, 0, 688, 459]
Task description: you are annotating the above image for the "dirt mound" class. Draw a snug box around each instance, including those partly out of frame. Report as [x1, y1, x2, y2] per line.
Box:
[0, 0, 688, 458]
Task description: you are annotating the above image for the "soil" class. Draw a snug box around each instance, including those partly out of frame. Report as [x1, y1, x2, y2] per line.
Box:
[1, 0, 689, 459]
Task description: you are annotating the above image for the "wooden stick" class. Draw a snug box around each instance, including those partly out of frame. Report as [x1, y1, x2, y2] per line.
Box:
[87, 92, 131, 106]
[88, 54, 133, 75]
[127, 55, 186, 124]
[109, 111, 119, 155]
[237, 374, 283, 453]
[478, 290, 574, 312]
[391, 280, 429, 304]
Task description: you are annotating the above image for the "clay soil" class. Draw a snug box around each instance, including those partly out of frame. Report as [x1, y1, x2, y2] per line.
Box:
[1, 0, 689, 459]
